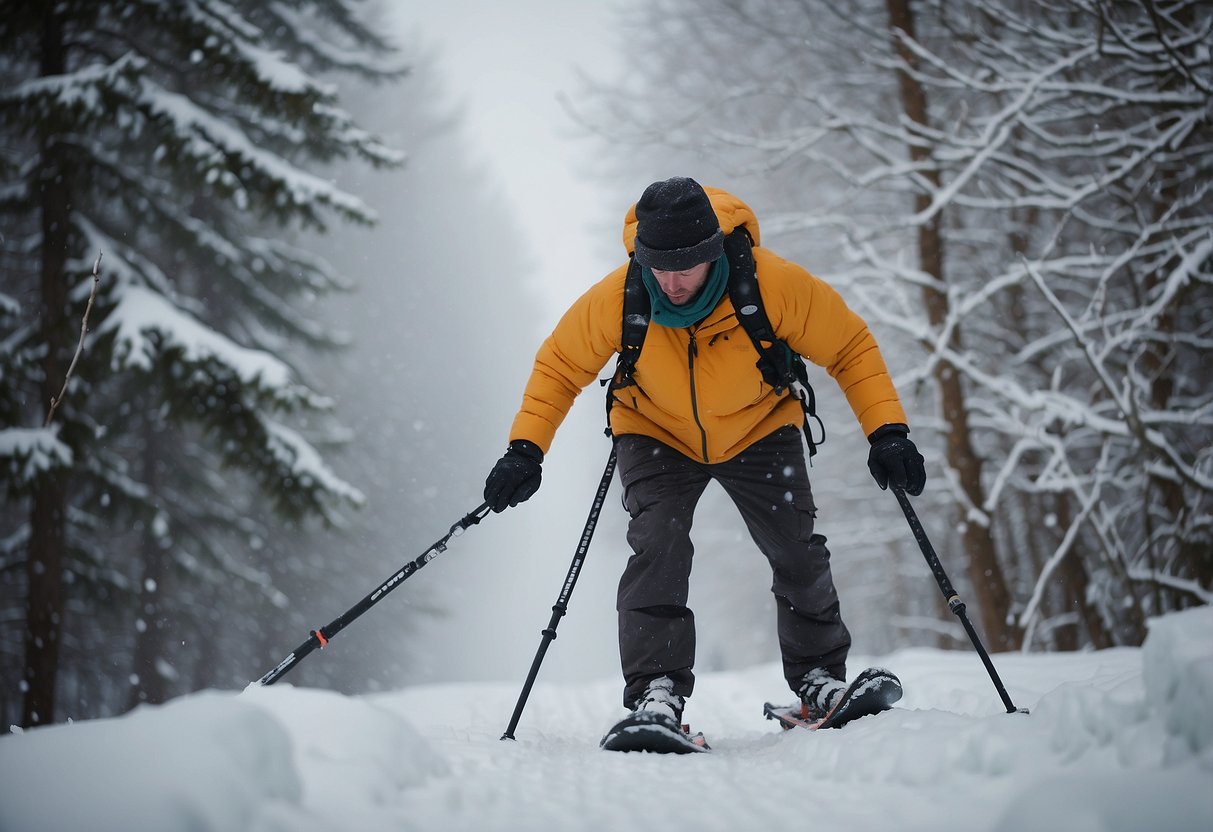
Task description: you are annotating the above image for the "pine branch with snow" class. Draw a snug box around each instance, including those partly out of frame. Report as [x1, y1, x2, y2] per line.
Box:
[0, 0, 407, 727]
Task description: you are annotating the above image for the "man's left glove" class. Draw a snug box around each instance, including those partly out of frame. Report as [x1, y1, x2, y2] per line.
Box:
[867, 424, 926, 496]
[484, 440, 544, 512]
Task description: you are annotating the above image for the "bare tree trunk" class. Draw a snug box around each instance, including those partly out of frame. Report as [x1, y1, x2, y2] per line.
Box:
[1047, 489, 1111, 649]
[23, 5, 71, 728]
[128, 411, 169, 709]
[884, 0, 1019, 650]
[1060, 545, 1109, 649]
[1054, 490, 1141, 646]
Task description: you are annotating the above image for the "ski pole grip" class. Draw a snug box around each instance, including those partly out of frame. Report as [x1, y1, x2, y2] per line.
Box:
[453, 502, 492, 536]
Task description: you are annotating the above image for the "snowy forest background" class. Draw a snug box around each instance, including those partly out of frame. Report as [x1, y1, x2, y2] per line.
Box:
[0, 0, 1209, 732]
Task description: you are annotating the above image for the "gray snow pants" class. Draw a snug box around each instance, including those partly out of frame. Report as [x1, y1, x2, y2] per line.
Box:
[615, 427, 851, 709]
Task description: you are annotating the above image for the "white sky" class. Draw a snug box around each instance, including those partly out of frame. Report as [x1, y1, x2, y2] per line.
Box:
[388, 1, 627, 321]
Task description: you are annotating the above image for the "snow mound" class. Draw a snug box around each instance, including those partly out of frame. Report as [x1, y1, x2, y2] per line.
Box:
[0, 691, 298, 832]
[0, 685, 442, 832]
[1142, 605, 1213, 760]
[993, 767, 1213, 832]
[238, 683, 446, 829]
[993, 606, 1213, 832]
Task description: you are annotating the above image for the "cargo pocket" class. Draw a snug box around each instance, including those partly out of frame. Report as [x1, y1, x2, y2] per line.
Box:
[616, 436, 666, 519]
[621, 476, 656, 519]
[793, 492, 819, 543]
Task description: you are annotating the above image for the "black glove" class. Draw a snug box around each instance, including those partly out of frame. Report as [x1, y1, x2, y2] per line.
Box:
[867, 424, 926, 496]
[484, 440, 544, 512]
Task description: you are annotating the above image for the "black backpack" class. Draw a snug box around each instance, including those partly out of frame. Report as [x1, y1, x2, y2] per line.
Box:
[603, 228, 826, 458]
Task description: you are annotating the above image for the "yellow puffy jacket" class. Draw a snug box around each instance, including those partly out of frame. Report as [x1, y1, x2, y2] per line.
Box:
[507, 187, 908, 463]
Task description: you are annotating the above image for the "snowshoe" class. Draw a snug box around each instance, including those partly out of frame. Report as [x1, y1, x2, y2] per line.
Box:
[764, 667, 902, 731]
[599, 709, 709, 753]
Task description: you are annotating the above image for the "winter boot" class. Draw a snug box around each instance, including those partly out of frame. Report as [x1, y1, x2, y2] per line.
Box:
[633, 676, 685, 725]
[601, 676, 706, 753]
[796, 667, 848, 721]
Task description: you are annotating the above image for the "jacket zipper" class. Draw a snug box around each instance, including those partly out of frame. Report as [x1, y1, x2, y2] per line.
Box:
[687, 332, 710, 462]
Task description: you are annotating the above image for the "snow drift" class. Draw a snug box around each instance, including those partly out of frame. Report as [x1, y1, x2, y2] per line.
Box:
[1, 607, 1210, 832]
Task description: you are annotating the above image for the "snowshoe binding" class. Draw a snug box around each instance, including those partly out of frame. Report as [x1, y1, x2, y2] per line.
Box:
[764, 667, 902, 731]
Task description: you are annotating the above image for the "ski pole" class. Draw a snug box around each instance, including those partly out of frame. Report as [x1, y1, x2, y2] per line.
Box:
[892, 487, 1026, 715]
[257, 501, 493, 686]
[501, 446, 618, 740]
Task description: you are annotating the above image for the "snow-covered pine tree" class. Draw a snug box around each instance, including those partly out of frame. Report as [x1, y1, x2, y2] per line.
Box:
[0, 1, 403, 727]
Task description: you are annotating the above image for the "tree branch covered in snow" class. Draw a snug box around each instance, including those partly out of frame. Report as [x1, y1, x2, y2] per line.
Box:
[574, 0, 1211, 651]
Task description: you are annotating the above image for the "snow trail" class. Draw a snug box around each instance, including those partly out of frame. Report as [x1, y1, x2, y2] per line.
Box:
[1, 608, 1210, 832]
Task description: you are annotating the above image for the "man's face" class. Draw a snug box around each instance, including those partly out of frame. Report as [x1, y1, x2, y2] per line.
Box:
[651, 262, 711, 305]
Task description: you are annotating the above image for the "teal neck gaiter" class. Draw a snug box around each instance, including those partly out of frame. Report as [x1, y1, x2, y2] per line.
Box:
[640, 255, 730, 329]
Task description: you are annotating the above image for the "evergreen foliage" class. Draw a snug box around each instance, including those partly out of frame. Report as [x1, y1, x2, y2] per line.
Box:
[0, 0, 403, 726]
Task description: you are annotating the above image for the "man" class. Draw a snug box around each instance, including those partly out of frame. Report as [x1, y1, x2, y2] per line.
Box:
[485, 177, 924, 742]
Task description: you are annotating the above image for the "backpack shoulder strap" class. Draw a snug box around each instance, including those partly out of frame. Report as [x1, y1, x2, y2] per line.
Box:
[602, 257, 649, 433]
[725, 229, 787, 390]
[724, 229, 826, 458]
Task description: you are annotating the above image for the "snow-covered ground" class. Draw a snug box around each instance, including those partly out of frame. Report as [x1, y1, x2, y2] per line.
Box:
[2, 607, 1210, 832]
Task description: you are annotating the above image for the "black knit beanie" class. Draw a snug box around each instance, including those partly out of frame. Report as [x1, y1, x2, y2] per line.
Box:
[633, 177, 724, 270]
